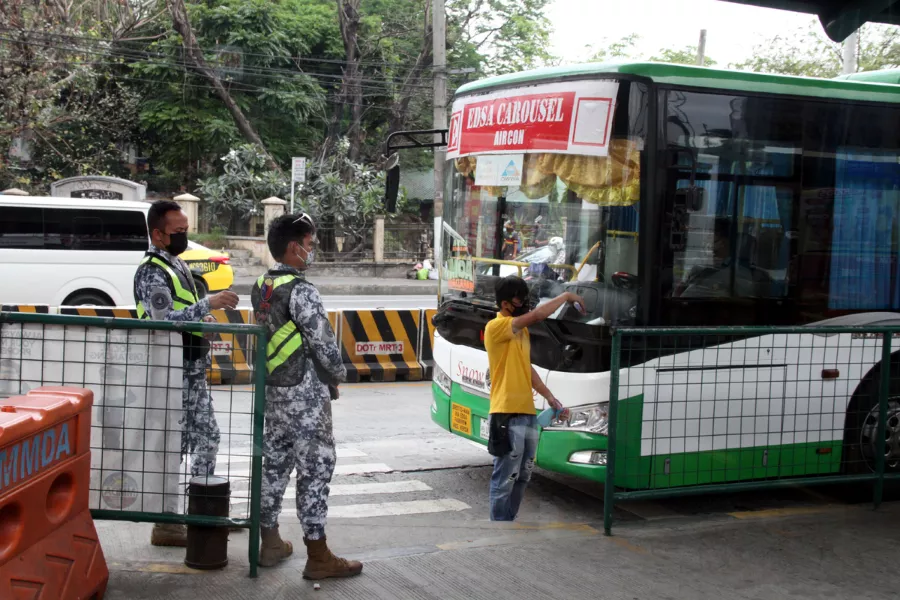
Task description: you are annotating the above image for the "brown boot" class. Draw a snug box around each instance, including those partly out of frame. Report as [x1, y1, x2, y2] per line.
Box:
[151, 523, 187, 547]
[259, 526, 293, 567]
[303, 536, 363, 580]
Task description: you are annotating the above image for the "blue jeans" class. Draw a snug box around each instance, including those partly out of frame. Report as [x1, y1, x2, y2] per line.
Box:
[489, 414, 538, 521]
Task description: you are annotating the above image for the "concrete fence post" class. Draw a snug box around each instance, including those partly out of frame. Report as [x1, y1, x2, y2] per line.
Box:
[261, 196, 287, 267]
[174, 193, 201, 233]
[374, 215, 385, 263]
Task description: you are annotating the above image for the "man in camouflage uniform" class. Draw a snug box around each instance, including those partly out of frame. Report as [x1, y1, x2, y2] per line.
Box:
[251, 213, 362, 579]
[134, 200, 239, 546]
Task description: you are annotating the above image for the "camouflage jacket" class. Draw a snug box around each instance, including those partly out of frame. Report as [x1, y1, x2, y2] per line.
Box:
[133, 244, 211, 367]
[268, 263, 346, 401]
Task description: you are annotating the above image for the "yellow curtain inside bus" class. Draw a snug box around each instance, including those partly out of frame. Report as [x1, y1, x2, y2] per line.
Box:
[454, 139, 641, 206]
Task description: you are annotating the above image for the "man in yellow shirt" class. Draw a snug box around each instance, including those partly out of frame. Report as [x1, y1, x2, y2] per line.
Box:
[484, 276, 584, 521]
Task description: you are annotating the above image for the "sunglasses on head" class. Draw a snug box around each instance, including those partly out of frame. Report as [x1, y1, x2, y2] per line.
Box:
[293, 212, 315, 227]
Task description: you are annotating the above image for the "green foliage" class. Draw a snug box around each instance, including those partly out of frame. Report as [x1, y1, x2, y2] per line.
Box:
[731, 20, 900, 77]
[196, 144, 288, 229]
[132, 0, 330, 185]
[1, 0, 557, 198]
[0, 2, 143, 192]
[295, 138, 385, 232]
[190, 227, 229, 248]
[586, 33, 642, 63]
[648, 46, 716, 67]
[588, 34, 715, 67]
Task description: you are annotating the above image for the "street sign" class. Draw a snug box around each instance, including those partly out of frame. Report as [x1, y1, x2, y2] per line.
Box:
[291, 157, 307, 183]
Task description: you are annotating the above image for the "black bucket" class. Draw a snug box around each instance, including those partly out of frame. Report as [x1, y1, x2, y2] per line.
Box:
[185, 475, 230, 570]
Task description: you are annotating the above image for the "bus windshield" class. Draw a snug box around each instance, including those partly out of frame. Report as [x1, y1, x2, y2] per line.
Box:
[440, 79, 648, 326]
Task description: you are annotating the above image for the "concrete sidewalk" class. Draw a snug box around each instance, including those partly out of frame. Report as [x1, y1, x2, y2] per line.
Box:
[101, 502, 899, 600]
[232, 275, 437, 296]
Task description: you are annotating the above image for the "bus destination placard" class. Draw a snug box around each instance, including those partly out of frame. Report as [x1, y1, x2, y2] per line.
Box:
[447, 80, 619, 160]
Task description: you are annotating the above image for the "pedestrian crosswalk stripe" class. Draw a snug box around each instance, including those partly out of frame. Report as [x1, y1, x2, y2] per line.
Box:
[275, 480, 434, 499]
[203, 462, 397, 493]
[336, 447, 367, 458]
[333, 462, 393, 475]
[216, 448, 368, 472]
[330, 480, 431, 496]
[328, 499, 470, 519]
[210, 446, 368, 474]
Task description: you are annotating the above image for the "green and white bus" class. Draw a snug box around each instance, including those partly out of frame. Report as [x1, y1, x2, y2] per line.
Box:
[428, 62, 900, 488]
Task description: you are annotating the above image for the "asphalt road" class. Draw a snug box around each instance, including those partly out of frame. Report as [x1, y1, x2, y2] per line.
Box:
[236, 294, 436, 310]
[198, 380, 900, 561]
[100, 380, 900, 600]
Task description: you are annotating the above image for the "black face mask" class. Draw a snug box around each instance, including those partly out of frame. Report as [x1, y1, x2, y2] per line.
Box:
[510, 301, 529, 317]
[165, 231, 189, 256]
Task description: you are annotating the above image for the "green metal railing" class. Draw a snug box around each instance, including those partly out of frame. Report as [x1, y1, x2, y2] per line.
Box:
[0, 311, 268, 577]
[603, 324, 900, 535]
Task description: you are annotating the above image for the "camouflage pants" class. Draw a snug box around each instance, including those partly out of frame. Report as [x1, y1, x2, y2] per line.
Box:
[182, 360, 220, 477]
[260, 390, 335, 540]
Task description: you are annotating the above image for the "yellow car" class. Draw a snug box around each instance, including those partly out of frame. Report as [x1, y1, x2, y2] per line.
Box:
[181, 241, 234, 297]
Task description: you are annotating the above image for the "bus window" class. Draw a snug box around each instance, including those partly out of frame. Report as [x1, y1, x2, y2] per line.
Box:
[0, 206, 44, 249]
[44, 208, 148, 252]
[444, 81, 647, 327]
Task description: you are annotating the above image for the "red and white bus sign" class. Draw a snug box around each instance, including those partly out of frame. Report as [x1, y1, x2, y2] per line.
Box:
[446, 80, 618, 160]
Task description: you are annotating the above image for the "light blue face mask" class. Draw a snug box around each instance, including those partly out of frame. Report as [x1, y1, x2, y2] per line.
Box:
[297, 244, 315, 266]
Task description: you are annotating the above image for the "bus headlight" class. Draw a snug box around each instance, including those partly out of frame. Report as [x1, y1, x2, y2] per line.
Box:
[433, 363, 452, 396]
[549, 402, 609, 435]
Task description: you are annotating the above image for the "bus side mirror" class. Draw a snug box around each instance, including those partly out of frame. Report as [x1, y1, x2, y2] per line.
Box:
[384, 153, 400, 214]
[675, 186, 705, 212]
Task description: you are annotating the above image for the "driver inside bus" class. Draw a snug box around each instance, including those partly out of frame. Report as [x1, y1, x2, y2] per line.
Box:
[675, 218, 758, 298]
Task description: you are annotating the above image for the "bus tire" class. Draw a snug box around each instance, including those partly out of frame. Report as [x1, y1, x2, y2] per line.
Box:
[842, 355, 900, 475]
[64, 290, 114, 307]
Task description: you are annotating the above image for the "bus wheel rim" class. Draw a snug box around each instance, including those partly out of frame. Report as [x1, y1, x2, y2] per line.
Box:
[860, 398, 900, 470]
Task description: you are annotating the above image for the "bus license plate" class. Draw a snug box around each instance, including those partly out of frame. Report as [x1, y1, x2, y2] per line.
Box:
[479, 418, 489, 441]
[450, 403, 471, 435]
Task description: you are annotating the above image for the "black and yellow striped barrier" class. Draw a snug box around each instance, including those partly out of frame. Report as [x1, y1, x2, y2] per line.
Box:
[2, 305, 442, 386]
[208, 309, 254, 385]
[419, 309, 438, 379]
[340, 310, 423, 383]
[1, 305, 51, 313]
[58, 307, 138, 318]
[57, 306, 254, 385]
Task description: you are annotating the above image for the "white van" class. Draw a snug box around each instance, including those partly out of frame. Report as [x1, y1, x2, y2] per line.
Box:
[0, 196, 150, 306]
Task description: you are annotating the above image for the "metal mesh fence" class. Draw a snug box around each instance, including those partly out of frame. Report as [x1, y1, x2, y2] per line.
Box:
[384, 224, 431, 262]
[603, 325, 900, 535]
[0, 311, 266, 576]
[315, 227, 371, 262]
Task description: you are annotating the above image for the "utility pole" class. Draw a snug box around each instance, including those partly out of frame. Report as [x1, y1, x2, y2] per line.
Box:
[696, 29, 707, 66]
[842, 29, 859, 74]
[432, 0, 447, 267]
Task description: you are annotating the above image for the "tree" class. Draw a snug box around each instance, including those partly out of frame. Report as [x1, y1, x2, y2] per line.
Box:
[195, 144, 288, 231]
[732, 20, 900, 77]
[648, 46, 716, 67]
[586, 33, 641, 63]
[295, 137, 387, 260]
[165, 0, 278, 170]
[449, 0, 553, 76]
[131, 0, 328, 186]
[587, 33, 716, 67]
[0, 0, 147, 191]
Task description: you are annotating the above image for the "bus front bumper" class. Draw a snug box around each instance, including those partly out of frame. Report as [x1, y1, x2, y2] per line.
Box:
[430, 381, 610, 483]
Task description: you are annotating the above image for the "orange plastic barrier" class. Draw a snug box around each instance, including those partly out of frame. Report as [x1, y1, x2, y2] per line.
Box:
[0, 387, 108, 600]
